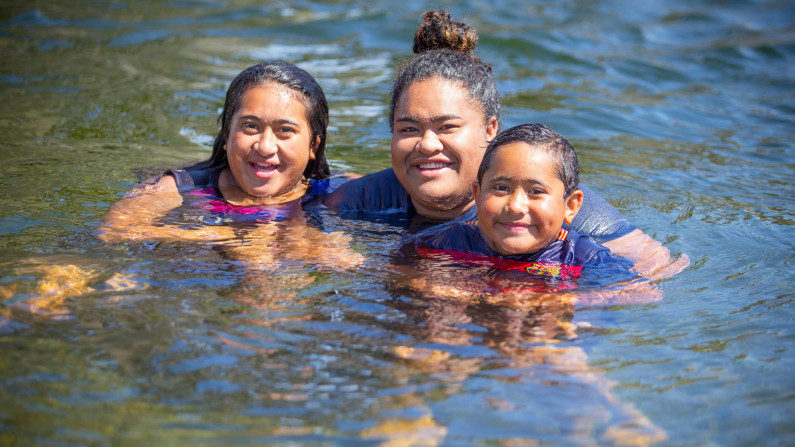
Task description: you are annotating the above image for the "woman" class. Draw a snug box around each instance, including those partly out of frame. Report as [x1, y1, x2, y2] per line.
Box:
[326, 10, 684, 277]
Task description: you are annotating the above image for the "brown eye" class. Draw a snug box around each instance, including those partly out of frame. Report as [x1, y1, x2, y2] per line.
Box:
[242, 122, 259, 132]
[277, 126, 296, 135]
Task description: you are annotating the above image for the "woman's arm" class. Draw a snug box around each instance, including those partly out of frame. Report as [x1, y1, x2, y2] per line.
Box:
[573, 186, 689, 280]
[602, 229, 690, 280]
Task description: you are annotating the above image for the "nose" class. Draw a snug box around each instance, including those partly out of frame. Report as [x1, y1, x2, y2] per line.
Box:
[254, 129, 278, 156]
[506, 190, 529, 214]
[416, 130, 443, 154]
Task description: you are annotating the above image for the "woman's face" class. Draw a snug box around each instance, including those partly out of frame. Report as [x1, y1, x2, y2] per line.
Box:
[391, 77, 498, 220]
[225, 83, 316, 197]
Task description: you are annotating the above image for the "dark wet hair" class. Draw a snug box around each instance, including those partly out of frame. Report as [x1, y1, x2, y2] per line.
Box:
[477, 123, 580, 198]
[389, 10, 500, 130]
[191, 61, 330, 181]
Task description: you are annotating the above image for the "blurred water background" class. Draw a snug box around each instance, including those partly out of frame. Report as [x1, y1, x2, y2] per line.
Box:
[0, 0, 793, 445]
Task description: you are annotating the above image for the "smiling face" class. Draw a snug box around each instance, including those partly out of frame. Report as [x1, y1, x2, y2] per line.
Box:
[473, 142, 583, 256]
[391, 77, 498, 220]
[224, 83, 316, 197]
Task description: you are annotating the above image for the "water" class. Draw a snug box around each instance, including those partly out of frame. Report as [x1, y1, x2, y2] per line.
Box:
[1, 0, 793, 445]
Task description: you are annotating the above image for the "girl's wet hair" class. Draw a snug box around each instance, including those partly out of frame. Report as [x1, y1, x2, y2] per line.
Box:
[389, 10, 500, 130]
[194, 61, 330, 181]
[477, 124, 580, 198]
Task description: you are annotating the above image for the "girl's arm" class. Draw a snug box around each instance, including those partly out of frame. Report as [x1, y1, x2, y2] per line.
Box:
[97, 175, 234, 243]
[219, 221, 365, 271]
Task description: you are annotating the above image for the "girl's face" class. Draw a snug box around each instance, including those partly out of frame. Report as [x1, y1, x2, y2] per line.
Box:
[391, 77, 498, 220]
[225, 83, 316, 197]
[473, 143, 582, 255]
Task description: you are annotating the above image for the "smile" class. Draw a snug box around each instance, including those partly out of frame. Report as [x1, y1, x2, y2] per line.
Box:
[250, 161, 279, 178]
[498, 222, 532, 232]
[417, 162, 451, 170]
[250, 161, 278, 171]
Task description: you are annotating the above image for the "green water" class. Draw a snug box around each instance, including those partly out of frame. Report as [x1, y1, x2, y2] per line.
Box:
[1, 0, 793, 445]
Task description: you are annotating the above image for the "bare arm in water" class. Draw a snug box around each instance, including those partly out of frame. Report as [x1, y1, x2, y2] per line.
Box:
[98, 174, 363, 269]
[10, 174, 363, 317]
[602, 229, 690, 280]
[97, 175, 235, 243]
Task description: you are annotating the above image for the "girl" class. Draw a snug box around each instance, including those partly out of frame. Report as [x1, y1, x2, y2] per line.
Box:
[99, 61, 332, 243]
[1, 62, 359, 317]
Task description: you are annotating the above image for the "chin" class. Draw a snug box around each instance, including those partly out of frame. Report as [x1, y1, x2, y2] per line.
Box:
[418, 186, 469, 207]
[494, 240, 544, 256]
[249, 185, 281, 197]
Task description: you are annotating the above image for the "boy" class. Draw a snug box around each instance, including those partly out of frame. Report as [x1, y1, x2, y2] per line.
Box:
[402, 123, 635, 288]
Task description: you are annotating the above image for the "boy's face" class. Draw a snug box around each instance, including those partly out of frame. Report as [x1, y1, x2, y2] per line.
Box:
[473, 142, 583, 256]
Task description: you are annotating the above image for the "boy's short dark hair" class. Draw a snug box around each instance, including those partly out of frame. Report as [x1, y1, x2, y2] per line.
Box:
[477, 123, 580, 198]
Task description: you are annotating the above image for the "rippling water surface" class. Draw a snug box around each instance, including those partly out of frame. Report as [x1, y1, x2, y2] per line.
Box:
[1, 1, 793, 445]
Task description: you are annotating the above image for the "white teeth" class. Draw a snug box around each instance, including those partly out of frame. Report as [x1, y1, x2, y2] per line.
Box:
[418, 162, 449, 169]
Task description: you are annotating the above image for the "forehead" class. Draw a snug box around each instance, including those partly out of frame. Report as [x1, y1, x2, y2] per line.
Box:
[236, 83, 309, 118]
[396, 77, 482, 118]
[484, 143, 559, 180]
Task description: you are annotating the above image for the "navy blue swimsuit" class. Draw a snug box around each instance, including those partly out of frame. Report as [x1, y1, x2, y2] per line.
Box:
[325, 168, 478, 233]
[166, 166, 336, 223]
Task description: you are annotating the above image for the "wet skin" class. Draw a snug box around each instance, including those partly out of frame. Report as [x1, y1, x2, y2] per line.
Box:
[391, 76, 498, 220]
[473, 142, 583, 256]
[223, 83, 317, 199]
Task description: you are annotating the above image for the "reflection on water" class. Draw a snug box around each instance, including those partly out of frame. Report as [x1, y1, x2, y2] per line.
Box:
[1, 0, 793, 446]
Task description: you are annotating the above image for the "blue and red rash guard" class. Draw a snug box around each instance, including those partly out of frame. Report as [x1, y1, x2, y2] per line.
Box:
[400, 221, 637, 292]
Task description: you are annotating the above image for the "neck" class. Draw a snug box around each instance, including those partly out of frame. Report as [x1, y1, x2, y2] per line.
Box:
[412, 197, 475, 221]
[219, 169, 309, 206]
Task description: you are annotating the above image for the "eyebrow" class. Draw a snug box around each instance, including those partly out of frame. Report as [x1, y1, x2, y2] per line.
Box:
[488, 175, 550, 188]
[395, 114, 462, 123]
[238, 115, 301, 126]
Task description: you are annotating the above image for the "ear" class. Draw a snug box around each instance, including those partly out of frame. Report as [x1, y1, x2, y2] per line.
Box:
[563, 189, 584, 225]
[309, 136, 320, 161]
[471, 180, 481, 204]
[485, 116, 499, 142]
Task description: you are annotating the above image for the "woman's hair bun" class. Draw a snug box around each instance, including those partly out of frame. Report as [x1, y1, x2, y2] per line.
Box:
[413, 10, 478, 55]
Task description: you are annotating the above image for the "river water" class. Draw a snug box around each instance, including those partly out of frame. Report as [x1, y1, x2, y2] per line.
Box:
[1, 1, 793, 445]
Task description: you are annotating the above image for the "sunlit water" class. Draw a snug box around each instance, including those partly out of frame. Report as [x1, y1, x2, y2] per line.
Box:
[1, 1, 793, 445]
